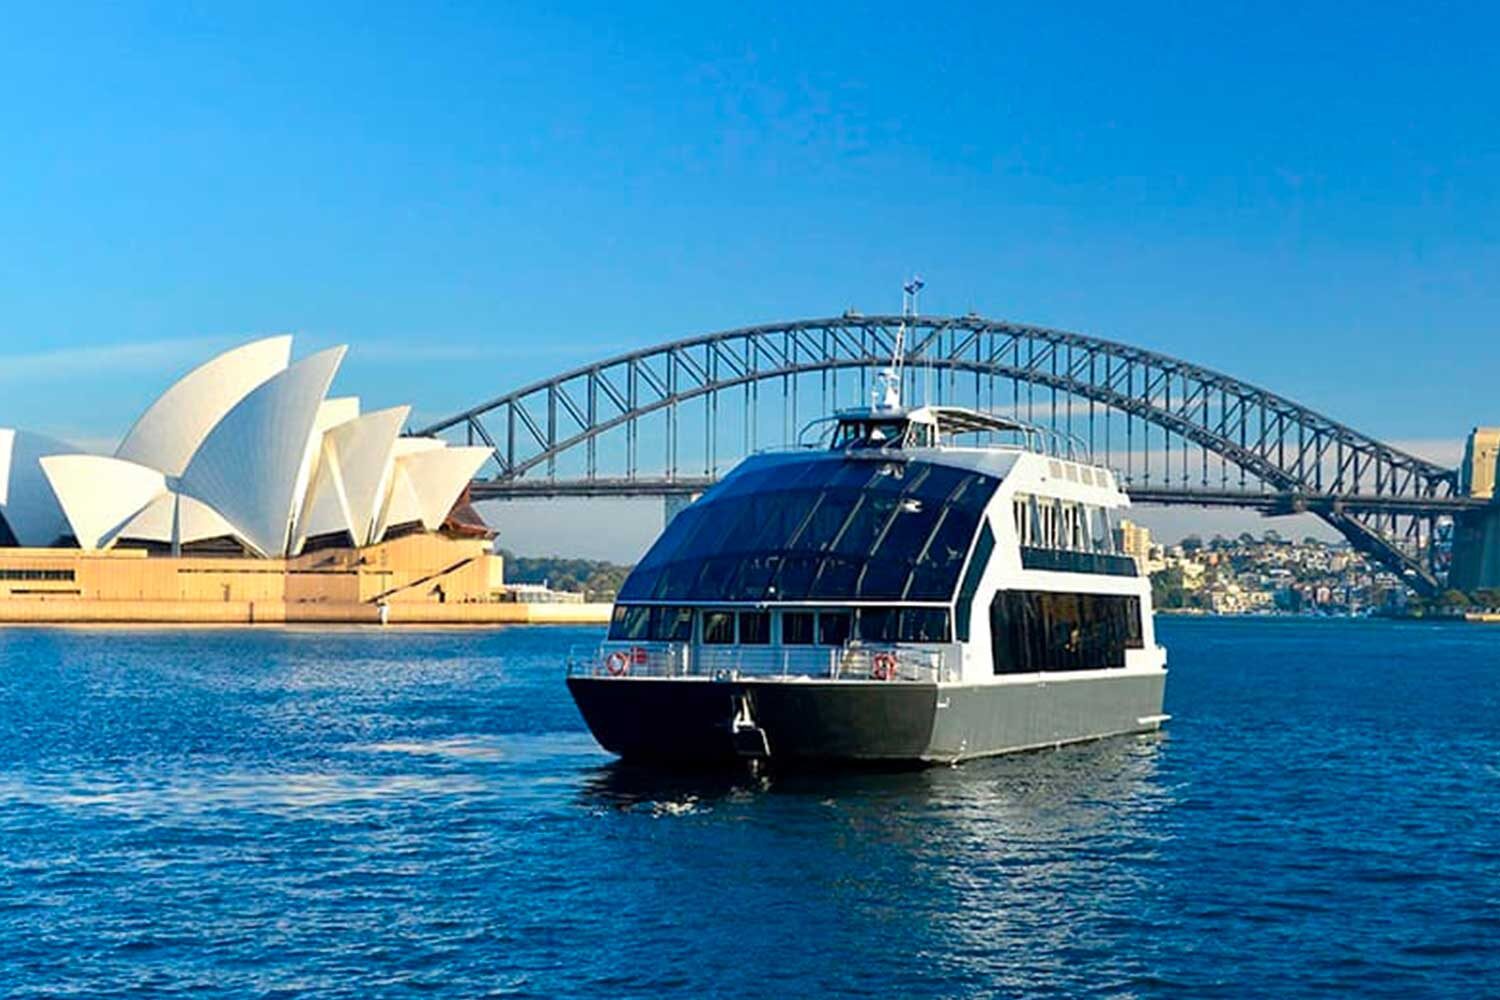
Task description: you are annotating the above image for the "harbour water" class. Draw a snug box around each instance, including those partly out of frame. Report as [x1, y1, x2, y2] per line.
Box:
[0, 619, 1495, 998]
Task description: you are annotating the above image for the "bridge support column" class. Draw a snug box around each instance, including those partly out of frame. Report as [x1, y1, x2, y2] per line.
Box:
[1452, 428, 1500, 593]
[663, 493, 701, 528]
[1450, 506, 1500, 593]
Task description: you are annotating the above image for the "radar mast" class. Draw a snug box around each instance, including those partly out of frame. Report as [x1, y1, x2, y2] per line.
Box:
[872, 276, 923, 412]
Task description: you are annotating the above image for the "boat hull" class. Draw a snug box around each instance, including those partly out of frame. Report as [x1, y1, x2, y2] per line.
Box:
[566, 671, 1166, 767]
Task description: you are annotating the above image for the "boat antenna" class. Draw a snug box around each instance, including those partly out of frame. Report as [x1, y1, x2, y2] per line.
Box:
[874, 275, 922, 412]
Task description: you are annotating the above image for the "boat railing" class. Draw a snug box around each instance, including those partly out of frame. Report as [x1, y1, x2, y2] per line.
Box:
[791, 410, 1093, 463]
[566, 641, 952, 683]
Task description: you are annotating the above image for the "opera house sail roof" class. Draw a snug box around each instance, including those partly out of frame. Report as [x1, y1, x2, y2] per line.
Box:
[0, 337, 492, 558]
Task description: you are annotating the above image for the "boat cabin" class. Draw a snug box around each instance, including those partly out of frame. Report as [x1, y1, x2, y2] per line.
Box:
[581, 403, 1157, 688]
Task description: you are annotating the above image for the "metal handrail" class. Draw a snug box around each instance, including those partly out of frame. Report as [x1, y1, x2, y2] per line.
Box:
[792, 409, 1093, 464]
[566, 641, 953, 683]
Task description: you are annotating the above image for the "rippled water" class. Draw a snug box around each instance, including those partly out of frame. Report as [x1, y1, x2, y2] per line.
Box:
[0, 619, 1496, 998]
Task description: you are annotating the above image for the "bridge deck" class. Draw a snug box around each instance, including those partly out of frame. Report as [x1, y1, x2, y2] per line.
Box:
[468, 478, 1488, 517]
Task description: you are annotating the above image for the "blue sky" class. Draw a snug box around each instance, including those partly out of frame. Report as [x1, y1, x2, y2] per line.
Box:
[1, 4, 1496, 555]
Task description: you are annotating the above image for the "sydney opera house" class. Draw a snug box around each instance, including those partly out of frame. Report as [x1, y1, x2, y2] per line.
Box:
[0, 337, 550, 623]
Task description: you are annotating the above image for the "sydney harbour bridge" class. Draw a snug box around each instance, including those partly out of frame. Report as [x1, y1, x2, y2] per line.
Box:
[415, 313, 1490, 595]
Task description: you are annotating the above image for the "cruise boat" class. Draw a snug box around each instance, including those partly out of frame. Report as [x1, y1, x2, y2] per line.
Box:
[567, 317, 1168, 767]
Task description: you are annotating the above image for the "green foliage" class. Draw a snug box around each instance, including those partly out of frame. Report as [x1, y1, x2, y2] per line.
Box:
[1150, 566, 1207, 610]
[1151, 566, 1184, 608]
[1440, 589, 1472, 608]
[496, 549, 633, 601]
[1403, 587, 1480, 618]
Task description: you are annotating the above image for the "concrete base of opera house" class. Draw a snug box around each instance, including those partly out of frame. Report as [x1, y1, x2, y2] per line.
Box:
[0, 531, 612, 626]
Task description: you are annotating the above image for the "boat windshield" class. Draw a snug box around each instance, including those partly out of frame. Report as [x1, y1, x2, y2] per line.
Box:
[831, 418, 909, 450]
[618, 456, 999, 603]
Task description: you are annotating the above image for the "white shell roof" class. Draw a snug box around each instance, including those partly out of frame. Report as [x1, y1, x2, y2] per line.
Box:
[373, 437, 451, 537]
[179, 346, 346, 557]
[326, 406, 410, 546]
[0, 429, 78, 546]
[297, 446, 353, 547]
[316, 398, 360, 429]
[38, 454, 166, 550]
[375, 462, 425, 537]
[392, 446, 493, 531]
[289, 396, 363, 549]
[116, 492, 242, 546]
[5, 336, 493, 558]
[115, 335, 292, 477]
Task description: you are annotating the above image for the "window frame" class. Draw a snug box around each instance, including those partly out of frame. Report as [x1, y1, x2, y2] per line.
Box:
[781, 610, 816, 645]
[989, 589, 1144, 674]
[817, 610, 852, 646]
[738, 610, 771, 645]
[702, 610, 736, 645]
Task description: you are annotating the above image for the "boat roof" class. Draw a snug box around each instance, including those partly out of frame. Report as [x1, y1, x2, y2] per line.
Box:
[834, 404, 1028, 436]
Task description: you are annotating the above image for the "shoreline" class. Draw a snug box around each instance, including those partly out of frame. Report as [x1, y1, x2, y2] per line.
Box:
[1156, 608, 1500, 624]
[0, 599, 612, 627]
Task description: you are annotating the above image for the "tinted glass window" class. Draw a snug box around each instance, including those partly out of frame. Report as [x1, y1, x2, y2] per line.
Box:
[990, 591, 1144, 673]
[703, 611, 735, 644]
[739, 611, 771, 645]
[954, 521, 995, 641]
[794, 491, 859, 548]
[818, 611, 851, 646]
[655, 560, 706, 600]
[833, 419, 907, 449]
[857, 607, 899, 642]
[809, 555, 862, 598]
[900, 608, 951, 642]
[696, 556, 740, 597]
[782, 611, 816, 644]
[650, 606, 693, 642]
[908, 511, 977, 599]
[616, 456, 999, 603]
[609, 605, 651, 640]
[613, 605, 699, 641]
[729, 554, 781, 601]
[770, 555, 819, 599]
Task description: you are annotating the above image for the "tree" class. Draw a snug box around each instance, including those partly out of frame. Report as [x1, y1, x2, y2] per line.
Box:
[497, 549, 633, 601]
[1151, 567, 1188, 608]
[1439, 589, 1472, 609]
[1180, 534, 1204, 553]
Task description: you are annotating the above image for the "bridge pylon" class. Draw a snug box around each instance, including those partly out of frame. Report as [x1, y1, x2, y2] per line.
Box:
[1450, 428, 1500, 592]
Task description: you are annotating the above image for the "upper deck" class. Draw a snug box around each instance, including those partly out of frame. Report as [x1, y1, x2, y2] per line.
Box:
[617, 404, 1130, 607]
[809, 403, 1127, 507]
[595, 401, 1158, 687]
[818, 404, 1068, 455]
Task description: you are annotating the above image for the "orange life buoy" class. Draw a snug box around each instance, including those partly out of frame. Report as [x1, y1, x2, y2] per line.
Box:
[871, 652, 898, 681]
[605, 650, 631, 676]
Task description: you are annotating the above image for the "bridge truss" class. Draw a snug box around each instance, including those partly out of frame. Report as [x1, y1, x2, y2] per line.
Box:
[418, 314, 1471, 594]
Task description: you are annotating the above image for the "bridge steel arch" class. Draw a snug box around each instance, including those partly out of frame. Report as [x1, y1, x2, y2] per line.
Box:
[417, 315, 1461, 593]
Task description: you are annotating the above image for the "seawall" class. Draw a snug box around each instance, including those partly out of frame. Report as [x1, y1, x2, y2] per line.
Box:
[0, 534, 612, 626]
[0, 599, 612, 626]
